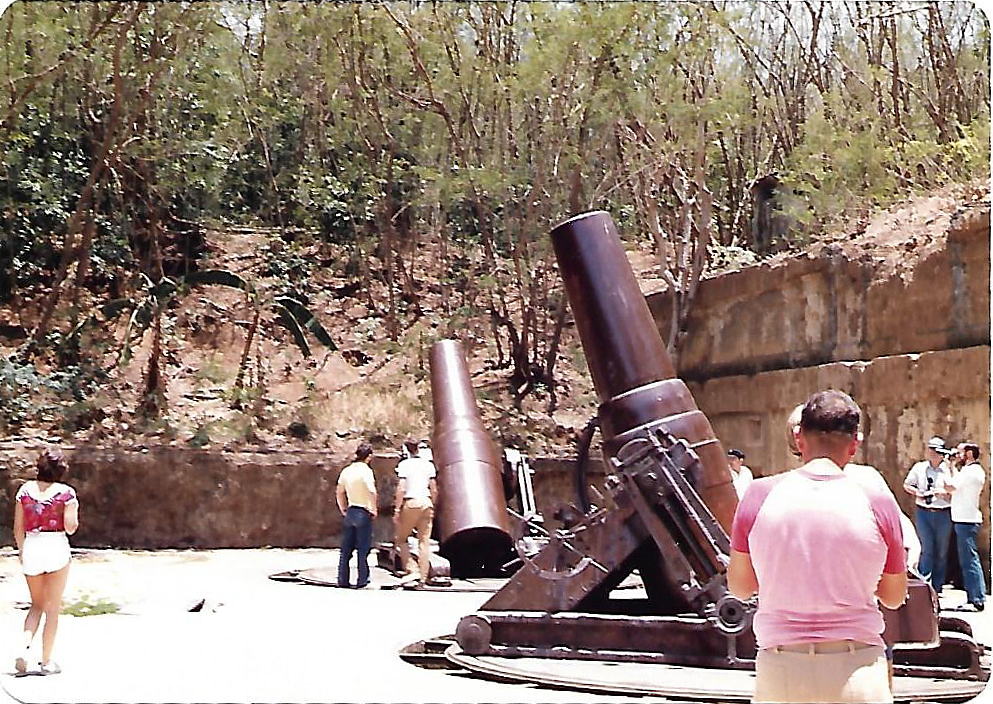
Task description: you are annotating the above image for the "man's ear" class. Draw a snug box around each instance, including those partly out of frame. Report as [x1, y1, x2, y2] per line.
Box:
[845, 435, 861, 463]
[793, 425, 807, 455]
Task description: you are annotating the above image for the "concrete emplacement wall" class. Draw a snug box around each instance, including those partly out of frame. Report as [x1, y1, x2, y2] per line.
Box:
[0, 445, 600, 550]
[650, 203, 991, 580]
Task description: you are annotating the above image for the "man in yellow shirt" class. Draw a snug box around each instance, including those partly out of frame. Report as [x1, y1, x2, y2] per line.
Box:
[336, 443, 378, 588]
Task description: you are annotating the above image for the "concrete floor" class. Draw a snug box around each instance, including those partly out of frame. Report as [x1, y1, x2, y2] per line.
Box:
[0, 549, 989, 703]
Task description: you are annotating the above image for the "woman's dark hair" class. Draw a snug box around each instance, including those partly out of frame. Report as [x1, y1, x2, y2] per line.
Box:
[36, 448, 69, 482]
[355, 443, 373, 461]
[964, 443, 981, 462]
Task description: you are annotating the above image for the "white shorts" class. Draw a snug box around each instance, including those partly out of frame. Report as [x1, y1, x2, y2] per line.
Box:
[21, 531, 71, 576]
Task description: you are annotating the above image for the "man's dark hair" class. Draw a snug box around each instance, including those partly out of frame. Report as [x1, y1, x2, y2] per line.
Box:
[355, 443, 373, 461]
[403, 438, 419, 454]
[727, 449, 745, 460]
[36, 448, 69, 482]
[799, 390, 860, 437]
[963, 443, 981, 462]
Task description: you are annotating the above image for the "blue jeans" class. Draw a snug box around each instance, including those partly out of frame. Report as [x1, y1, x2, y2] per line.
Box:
[338, 506, 373, 587]
[916, 507, 953, 591]
[954, 522, 986, 606]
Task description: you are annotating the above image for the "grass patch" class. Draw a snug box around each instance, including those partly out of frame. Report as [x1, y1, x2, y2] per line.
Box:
[61, 594, 121, 617]
[309, 379, 428, 441]
[195, 354, 231, 385]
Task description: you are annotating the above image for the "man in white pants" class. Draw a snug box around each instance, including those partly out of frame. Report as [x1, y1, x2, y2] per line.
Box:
[394, 439, 437, 583]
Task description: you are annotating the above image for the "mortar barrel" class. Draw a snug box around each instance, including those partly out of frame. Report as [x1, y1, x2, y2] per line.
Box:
[429, 339, 513, 574]
[550, 211, 738, 530]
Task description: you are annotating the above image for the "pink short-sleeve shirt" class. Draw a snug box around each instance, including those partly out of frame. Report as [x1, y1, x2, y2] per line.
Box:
[16, 482, 78, 533]
[731, 458, 905, 649]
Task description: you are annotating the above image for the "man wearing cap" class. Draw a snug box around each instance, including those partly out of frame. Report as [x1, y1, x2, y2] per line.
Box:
[394, 438, 437, 584]
[727, 449, 753, 499]
[903, 437, 953, 592]
[729, 390, 907, 703]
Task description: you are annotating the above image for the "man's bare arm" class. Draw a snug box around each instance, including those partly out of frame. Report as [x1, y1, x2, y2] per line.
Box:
[876, 571, 908, 609]
[394, 479, 407, 515]
[903, 470, 922, 497]
[727, 549, 759, 600]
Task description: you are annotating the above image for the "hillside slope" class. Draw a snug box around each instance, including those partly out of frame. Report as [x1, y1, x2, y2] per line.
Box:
[0, 180, 986, 464]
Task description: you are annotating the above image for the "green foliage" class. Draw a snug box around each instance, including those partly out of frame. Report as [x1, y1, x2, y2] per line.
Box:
[0, 357, 107, 430]
[270, 295, 336, 358]
[0, 105, 90, 299]
[0, 1, 987, 419]
[61, 594, 121, 617]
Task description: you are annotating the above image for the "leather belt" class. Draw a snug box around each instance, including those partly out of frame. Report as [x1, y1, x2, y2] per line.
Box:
[917, 506, 950, 512]
[770, 640, 877, 654]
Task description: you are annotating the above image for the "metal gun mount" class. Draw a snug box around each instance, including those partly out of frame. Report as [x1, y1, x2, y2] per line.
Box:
[452, 211, 987, 684]
[458, 425, 756, 668]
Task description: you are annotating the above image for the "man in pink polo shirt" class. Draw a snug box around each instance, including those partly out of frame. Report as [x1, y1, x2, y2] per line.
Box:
[728, 390, 908, 703]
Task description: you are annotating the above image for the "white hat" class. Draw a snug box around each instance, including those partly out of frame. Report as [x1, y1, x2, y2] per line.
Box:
[927, 436, 945, 449]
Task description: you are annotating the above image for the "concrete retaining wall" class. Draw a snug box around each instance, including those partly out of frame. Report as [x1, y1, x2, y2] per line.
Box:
[0, 446, 602, 548]
[649, 204, 989, 380]
[0, 446, 403, 548]
[646, 202, 991, 580]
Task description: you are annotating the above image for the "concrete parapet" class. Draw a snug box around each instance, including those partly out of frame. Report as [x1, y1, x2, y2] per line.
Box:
[0, 446, 404, 548]
[689, 346, 991, 576]
[649, 204, 989, 379]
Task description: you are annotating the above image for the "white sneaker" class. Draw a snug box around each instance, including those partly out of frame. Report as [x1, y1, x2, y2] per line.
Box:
[39, 661, 60, 675]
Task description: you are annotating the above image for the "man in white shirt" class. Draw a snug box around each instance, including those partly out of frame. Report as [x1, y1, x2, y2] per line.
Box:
[727, 448, 753, 499]
[943, 442, 986, 611]
[394, 439, 437, 583]
[336, 443, 378, 588]
[903, 437, 953, 592]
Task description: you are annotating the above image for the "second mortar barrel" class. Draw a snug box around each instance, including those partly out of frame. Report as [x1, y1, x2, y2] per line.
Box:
[429, 339, 513, 575]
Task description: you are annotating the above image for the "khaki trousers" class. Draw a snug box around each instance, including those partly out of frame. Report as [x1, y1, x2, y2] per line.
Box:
[395, 498, 433, 580]
[754, 642, 891, 703]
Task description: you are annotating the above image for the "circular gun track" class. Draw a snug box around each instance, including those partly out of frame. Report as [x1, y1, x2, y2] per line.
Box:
[399, 636, 988, 703]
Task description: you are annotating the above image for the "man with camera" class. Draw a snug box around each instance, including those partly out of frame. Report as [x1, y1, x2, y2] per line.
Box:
[942, 442, 986, 611]
[903, 436, 953, 592]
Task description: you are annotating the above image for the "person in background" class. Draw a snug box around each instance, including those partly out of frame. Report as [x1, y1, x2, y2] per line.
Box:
[416, 439, 433, 462]
[727, 448, 753, 499]
[336, 443, 378, 589]
[394, 438, 437, 584]
[729, 391, 906, 703]
[903, 437, 953, 592]
[12, 448, 80, 675]
[941, 442, 986, 611]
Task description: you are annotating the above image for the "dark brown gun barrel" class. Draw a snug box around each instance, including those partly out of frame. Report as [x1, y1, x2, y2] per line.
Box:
[550, 211, 738, 531]
[430, 339, 513, 574]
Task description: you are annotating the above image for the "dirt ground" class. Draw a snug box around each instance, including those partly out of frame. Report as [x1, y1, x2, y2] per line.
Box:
[0, 548, 675, 703]
[0, 549, 989, 703]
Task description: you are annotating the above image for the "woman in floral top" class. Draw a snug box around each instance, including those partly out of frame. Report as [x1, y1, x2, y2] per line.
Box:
[12, 448, 80, 675]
